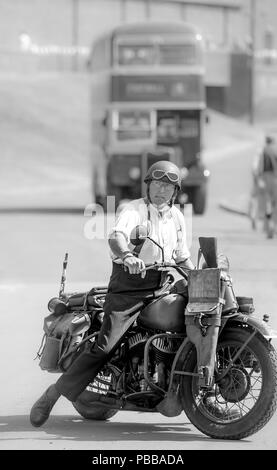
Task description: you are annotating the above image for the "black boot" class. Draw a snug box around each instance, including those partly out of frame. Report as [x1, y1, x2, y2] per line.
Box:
[30, 384, 61, 427]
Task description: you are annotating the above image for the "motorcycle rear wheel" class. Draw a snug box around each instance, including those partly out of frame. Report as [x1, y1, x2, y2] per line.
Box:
[180, 327, 277, 440]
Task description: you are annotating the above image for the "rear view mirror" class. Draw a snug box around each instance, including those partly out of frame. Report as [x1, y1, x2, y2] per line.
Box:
[130, 225, 148, 246]
[198, 237, 218, 268]
[130, 224, 165, 262]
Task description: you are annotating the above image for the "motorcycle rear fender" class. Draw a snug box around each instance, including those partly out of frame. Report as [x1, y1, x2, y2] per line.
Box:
[224, 314, 277, 340]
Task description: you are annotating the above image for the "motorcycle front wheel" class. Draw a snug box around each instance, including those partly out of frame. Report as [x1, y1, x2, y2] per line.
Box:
[180, 327, 277, 440]
[73, 366, 118, 421]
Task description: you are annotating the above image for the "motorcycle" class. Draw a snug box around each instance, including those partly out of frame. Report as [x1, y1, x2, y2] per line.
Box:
[37, 229, 277, 440]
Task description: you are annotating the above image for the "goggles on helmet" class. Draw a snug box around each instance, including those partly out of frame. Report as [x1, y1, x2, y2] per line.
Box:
[151, 169, 179, 183]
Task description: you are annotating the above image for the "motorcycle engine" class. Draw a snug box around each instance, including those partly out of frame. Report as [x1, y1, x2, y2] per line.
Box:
[152, 336, 181, 366]
[127, 330, 181, 391]
[128, 331, 180, 360]
[128, 331, 149, 357]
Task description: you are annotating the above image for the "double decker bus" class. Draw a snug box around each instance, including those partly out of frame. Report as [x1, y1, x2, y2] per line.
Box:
[89, 21, 209, 213]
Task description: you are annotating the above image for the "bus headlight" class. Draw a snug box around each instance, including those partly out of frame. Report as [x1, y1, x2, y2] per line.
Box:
[129, 167, 141, 180]
[180, 167, 189, 179]
[178, 193, 188, 205]
[204, 169, 210, 178]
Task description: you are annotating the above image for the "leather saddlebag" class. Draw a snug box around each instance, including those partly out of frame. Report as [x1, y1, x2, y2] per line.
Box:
[37, 311, 91, 373]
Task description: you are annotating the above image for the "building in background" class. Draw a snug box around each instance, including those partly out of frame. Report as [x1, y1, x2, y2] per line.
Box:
[0, 0, 245, 51]
[0, 0, 277, 120]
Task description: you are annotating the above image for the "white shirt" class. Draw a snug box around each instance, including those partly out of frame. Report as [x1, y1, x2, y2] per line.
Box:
[109, 198, 191, 264]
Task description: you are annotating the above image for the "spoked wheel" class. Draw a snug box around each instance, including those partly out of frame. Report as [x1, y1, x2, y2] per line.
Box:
[73, 365, 119, 420]
[180, 327, 277, 439]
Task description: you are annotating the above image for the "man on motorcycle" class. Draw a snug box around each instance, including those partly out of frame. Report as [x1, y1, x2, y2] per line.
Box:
[30, 160, 194, 427]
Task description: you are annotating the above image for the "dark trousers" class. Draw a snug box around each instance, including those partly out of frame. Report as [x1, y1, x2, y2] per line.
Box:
[55, 263, 161, 401]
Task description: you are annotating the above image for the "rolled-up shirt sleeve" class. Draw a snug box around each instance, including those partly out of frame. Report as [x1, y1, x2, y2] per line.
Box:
[173, 210, 191, 262]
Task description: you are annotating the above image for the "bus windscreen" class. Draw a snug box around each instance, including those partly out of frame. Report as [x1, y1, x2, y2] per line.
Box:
[117, 42, 199, 66]
[159, 44, 197, 65]
[118, 45, 155, 66]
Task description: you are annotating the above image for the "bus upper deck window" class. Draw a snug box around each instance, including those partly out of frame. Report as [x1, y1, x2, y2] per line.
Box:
[118, 45, 155, 66]
[159, 44, 197, 65]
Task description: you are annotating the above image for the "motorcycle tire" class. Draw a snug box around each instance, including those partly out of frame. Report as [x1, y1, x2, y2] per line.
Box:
[73, 390, 118, 421]
[180, 327, 277, 440]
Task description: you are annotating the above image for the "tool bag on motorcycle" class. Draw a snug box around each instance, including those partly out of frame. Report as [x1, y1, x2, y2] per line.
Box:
[37, 287, 106, 372]
[65, 287, 106, 311]
[185, 268, 224, 389]
[37, 310, 92, 373]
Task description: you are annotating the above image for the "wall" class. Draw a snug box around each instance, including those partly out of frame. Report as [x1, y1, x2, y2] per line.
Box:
[206, 53, 251, 118]
[1, 0, 277, 120]
[1, 0, 277, 52]
[0, 0, 241, 50]
[225, 53, 252, 118]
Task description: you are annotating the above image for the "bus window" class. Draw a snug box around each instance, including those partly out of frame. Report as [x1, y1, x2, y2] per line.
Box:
[157, 116, 179, 144]
[179, 118, 199, 138]
[159, 44, 198, 65]
[112, 110, 154, 141]
[117, 44, 155, 66]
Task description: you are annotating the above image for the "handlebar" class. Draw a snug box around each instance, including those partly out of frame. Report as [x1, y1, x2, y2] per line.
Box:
[143, 264, 230, 284]
[141, 262, 191, 279]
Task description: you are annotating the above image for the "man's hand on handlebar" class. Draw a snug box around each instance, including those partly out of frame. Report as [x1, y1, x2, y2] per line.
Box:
[138, 262, 190, 280]
[123, 255, 146, 278]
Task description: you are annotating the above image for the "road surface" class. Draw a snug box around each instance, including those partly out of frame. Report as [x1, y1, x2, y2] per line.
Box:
[1, 141, 277, 451]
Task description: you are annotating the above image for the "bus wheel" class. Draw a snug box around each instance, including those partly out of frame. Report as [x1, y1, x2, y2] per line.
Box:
[192, 186, 207, 215]
[95, 195, 107, 212]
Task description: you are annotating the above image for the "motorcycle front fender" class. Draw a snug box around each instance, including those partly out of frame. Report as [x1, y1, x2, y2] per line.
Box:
[225, 314, 277, 340]
[169, 314, 277, 389]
